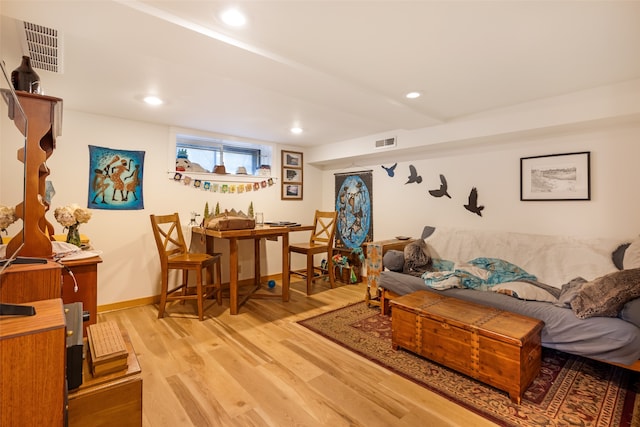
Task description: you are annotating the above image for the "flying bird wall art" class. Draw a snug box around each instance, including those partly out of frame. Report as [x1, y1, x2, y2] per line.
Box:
[381, 163, 397, 177]
[428, 174, 451, 198]
[406, 165, 422, 184]
[464, 187, 485, 216]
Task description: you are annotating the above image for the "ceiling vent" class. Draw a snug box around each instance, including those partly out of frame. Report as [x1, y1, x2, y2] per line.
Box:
[374, 137, 396, 149]
[19, 20, 63, 73]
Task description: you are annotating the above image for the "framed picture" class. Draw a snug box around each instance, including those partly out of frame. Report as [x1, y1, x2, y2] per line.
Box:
[281, 150, 303, 200]
[520, 151, 590, 201]
[283, 167, 302, 182]
[282, 183, 302, 200]
[283, 150, 302, 167]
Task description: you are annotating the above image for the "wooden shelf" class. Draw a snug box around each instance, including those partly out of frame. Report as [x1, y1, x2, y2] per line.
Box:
[4, 91, 63, 258]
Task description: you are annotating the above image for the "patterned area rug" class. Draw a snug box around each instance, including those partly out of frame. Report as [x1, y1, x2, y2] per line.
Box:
[298, 302, 640, 427]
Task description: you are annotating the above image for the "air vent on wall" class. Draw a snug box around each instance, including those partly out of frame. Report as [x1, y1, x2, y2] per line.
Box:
[374, 137, 396, 149]
[20, 20, 63, 73]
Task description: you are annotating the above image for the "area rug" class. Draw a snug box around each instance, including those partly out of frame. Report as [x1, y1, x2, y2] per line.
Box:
[298, 302, 639, 427]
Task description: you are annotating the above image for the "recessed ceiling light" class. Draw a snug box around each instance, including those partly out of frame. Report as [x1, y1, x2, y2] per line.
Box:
[405, 91, 421, 99]
[143, 95, 163, 106]
[221, 8, 247, 27]
[290, 127, 303, 134]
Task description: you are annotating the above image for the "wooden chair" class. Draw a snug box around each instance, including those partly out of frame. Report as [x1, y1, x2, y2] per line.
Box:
[149, 213, 222, 320]
[288, 210, 338, 295]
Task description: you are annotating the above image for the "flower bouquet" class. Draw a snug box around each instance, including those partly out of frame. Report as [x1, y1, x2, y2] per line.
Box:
[0, 205, 17, 235]
[54, 204, 92, 247]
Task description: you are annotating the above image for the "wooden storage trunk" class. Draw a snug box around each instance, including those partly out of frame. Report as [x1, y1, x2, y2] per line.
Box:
[207, 217, 255, 230]
[390, 290, 544, 403]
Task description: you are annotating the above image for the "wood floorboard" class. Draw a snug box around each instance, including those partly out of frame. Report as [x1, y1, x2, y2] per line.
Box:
[99, 280, 497, 427]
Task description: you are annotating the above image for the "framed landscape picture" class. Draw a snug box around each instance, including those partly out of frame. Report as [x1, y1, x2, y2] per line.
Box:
[283, 167, 302, 182]
[283, 150, 302, 167]
[520, 151, 590, 201]
[281, 150, 303, 200]
[282, 183, 302, 200]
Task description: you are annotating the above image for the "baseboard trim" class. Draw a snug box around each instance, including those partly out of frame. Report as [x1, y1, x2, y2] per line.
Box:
[97, 274, 283, 313]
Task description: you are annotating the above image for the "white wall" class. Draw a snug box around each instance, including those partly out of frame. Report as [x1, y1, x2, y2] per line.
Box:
[321, 121, 640, 242]
[1, 109, 322, 306]
[4, 100, 639, 307]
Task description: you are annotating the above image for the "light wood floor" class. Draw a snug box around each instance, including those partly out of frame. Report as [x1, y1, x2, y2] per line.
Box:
[99, 279, 498, 427]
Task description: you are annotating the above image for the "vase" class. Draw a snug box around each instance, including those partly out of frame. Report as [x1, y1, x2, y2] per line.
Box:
[66, 224, 81, 247]
[11, 56, 41, 94]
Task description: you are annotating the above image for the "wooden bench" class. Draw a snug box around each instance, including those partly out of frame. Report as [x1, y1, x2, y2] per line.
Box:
[390, 290, 544, 403]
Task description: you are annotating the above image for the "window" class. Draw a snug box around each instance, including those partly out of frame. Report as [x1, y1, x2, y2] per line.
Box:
[174, 133, 272, 176]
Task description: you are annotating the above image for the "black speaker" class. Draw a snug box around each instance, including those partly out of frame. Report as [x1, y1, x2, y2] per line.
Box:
[64, 302, 84, 390]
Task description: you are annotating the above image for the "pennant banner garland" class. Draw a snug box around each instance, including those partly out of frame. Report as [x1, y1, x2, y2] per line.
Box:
[172, 172, 276, 194]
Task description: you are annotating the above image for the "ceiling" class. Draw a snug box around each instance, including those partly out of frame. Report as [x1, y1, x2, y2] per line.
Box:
[1, 1, 640, 148]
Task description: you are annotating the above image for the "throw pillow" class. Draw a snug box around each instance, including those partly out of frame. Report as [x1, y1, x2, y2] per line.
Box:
[382, 250, 405, 272]
[620, 297, 640, 328]
[571, 268, 640, 319]
[612, 243, 630, 270]
[491, 282, 558, 303]
[623, 237, 640, 269]
[403, 239, 432, 275]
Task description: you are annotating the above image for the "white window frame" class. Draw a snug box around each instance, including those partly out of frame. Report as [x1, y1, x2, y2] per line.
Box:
[168, 127, 273, 177]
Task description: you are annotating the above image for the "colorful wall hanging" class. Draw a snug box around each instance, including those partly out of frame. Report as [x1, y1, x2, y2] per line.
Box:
[172, 172, 275, 195]
[334, 170, 373, 249]
[88, 145, 145, 210]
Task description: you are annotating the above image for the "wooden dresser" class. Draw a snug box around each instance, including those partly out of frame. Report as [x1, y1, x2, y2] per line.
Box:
[60, 256, 102, 334]
[390, 290, 544, 403]
[0, 261, 62, 303]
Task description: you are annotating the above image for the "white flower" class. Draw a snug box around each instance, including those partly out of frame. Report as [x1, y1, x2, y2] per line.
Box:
[54, 204, 92, 228]
[0, 205, 17, 231]
[73, 206, 92, 224]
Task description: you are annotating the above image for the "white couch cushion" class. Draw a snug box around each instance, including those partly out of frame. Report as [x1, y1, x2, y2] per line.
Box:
[623, 237, 640, 270]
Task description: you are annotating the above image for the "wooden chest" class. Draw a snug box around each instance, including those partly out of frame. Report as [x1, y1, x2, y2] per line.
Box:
[390, 290, 544, 403]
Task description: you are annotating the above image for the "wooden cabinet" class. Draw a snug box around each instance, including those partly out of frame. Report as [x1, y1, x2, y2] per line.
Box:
[0, 298, 66, 426]
[67, 329, 142, 426]
[61, 256, 102, 334]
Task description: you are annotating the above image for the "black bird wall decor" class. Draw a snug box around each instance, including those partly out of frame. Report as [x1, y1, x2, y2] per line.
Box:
[381, 163, 397, 177]
[406, 165, 422, 184]
[428, 174, 451, 198]
[464, 187, 485, 216]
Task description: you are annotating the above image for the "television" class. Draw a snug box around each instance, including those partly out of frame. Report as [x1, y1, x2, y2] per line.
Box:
[0, 59, 34, 316]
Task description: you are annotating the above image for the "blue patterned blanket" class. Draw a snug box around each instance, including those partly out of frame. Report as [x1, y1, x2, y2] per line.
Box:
[423, 257, 537, 290]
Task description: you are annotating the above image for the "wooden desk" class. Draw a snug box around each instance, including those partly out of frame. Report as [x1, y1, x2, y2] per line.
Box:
[193, 225, 312, 315]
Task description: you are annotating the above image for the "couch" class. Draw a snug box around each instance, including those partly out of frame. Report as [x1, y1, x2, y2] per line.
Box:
[365, 226, 640, 370]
